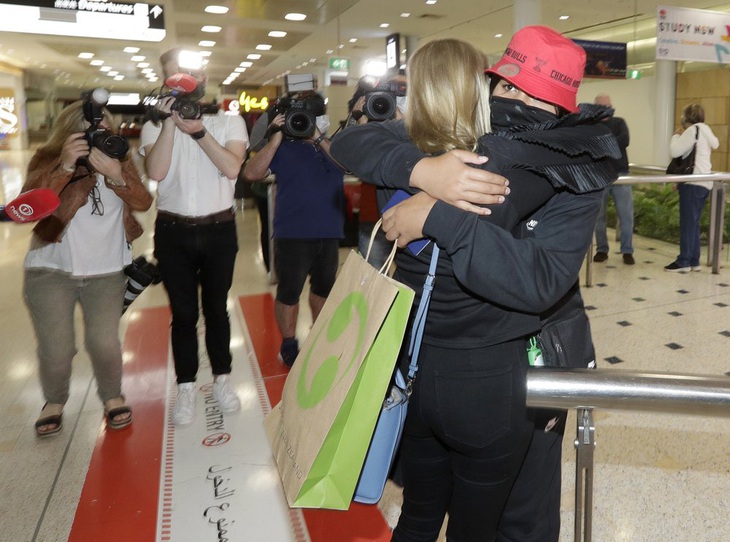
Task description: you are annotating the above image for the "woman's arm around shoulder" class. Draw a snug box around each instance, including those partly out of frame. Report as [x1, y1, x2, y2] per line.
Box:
[330, 120, 419, 191]
[422, 190, 603, 312]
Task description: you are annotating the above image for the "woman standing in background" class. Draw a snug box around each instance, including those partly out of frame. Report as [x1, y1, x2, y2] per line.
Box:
[665, 103, 719, 273]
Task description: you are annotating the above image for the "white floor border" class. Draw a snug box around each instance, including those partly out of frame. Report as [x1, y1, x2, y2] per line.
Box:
[154, 299, 307, 542]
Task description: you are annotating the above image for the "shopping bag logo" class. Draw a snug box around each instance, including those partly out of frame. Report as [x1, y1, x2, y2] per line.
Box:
[297, 292, 368, 409]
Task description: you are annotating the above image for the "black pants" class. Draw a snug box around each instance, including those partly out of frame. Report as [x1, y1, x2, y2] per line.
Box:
[496, 410, 567, 542]
[392, 339, 534, 542]
[154, 218, 238, 383]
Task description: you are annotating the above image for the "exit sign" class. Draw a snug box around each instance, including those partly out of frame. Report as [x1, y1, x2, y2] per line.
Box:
[329, 58, 350, 71]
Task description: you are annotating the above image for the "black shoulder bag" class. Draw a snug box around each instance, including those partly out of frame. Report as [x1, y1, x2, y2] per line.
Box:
[666, 125, 698, 175]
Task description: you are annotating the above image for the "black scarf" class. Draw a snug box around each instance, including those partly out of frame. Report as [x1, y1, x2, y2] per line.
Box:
[483, 97, 621, 193]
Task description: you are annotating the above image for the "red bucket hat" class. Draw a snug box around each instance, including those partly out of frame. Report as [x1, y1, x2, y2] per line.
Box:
[486, 25, 586, 113]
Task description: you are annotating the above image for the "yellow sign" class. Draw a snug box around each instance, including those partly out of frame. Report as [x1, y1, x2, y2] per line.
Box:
[231, 91, 269, 113]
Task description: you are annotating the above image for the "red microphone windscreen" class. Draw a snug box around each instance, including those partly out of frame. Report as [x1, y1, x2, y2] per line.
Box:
[4, 188, 60, 223]
[164, 73, 198, 94]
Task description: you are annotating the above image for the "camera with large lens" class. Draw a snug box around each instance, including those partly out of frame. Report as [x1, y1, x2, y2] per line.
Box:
[122, 255, 163, 313]
[272, 93, 325, 139]
[362, 83, 398, 122]
[170, 98, 202, 120]
[79, 88, 129, 166]
[143, 71, 217, 123]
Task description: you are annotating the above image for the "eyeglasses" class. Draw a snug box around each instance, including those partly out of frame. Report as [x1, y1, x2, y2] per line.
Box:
[90, 182, 104, 216]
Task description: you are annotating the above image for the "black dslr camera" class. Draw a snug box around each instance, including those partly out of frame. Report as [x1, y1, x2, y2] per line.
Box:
[171, 97, 203, 120]
[167, 76, 209, 120]
[272, 93, 325, 139]
[362, 82, 398, 122]
[143, 72, 217, 124]
[79, 88, 129, 167]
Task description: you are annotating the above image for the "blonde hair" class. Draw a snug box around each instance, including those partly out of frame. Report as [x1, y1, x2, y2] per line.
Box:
[405, 39, 491, 154]
[39, 100, 119, 156]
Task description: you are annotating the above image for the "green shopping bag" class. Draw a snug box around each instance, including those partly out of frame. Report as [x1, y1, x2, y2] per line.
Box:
[265, 249, 414, 509]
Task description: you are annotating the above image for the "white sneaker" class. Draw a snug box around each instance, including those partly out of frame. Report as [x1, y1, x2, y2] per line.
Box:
[172, 383, 197, 426]
[213, 374, 241, 413]
[691, 266, 702, 272]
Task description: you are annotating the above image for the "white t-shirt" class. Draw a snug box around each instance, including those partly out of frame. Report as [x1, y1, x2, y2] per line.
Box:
[139, 110, 249, 216]
[25, 175, 131, 277]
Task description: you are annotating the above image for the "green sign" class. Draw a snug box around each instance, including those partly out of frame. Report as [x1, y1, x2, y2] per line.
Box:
[329, 58, 350, 71]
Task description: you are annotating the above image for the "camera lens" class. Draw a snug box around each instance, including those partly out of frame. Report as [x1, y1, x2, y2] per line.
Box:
[176, 100, 201, 120]
[363, 91, 396, 122]
[284, 110, 315, 138]
[91, 130, 129, 159]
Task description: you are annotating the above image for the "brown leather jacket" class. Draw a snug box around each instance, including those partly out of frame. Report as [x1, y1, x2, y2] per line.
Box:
[22, 151, 153, 243]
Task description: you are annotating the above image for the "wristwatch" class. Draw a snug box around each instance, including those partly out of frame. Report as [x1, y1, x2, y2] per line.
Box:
[314, 133, 326, 145]
[191, 129, 207, 140]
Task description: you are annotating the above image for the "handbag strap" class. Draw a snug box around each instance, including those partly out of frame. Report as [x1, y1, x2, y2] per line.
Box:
[404, 243, 440, 395]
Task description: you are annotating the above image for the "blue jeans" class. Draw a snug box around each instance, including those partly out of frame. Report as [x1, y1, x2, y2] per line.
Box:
[594, 184, 634, 254]
[676, 184, 710, 267]
[154, 219, 238, 383]
[23, 269, 126, 404]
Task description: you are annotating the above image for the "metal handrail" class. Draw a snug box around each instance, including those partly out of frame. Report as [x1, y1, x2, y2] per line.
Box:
[525, 369, 730, 542]
[527, 368, 730, 416]
[584, 167, 730, 285]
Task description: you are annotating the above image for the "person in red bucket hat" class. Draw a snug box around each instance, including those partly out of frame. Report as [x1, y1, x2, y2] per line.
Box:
[487, 25, 586, 114]
[331, 28, 620, 542]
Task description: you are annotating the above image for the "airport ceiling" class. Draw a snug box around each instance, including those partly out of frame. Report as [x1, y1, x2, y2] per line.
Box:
[1, 0, 729, 98]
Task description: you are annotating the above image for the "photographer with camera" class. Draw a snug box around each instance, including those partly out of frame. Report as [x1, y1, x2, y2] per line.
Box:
[345, 73, 407, 269]
[242, 91, 345, 368]
[139, 48, 249, 426]
[22, 95, 152, 437]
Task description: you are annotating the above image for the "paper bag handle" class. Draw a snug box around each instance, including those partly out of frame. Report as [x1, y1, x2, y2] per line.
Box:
[366, 218, 398, 275]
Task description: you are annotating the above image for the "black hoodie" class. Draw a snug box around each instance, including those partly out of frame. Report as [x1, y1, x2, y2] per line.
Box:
[330, 99, 619, 349]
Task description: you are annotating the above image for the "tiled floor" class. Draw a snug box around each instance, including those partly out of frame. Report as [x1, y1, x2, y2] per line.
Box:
[1, 146, 730, 541]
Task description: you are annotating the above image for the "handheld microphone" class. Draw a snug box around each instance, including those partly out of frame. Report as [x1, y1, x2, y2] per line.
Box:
[0, 188, 61, 223]
[164, 73, 198, 95]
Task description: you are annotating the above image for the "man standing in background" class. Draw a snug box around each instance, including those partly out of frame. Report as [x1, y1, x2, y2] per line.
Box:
[242, 92, 344, 368]
[593, 93, 635, 265]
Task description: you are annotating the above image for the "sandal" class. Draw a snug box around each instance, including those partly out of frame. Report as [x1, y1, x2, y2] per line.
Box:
[104, 397, 133, 430]
[35, 403, 63, 437]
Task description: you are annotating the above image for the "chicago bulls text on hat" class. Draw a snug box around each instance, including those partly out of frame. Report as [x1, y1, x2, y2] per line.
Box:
[486, 25, 586, 113]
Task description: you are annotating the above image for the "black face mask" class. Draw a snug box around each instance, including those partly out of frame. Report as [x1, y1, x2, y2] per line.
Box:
[489, 96, 558, 130]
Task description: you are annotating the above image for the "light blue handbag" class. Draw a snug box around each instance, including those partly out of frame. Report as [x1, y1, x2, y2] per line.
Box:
[353, 244, 439, 504]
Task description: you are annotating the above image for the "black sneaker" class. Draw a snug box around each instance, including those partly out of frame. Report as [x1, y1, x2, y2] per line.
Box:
[664, 262, 690, 273]
[622, 253, 635, 265]
[278, 338, 299, 368]
[593, 252, 608, 262]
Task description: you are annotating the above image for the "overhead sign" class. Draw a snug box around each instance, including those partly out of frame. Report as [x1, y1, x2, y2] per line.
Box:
[386, 33, 400, 76]
[329, 58, 349, 71]
[573, 39, 627, 79]
[0, 0, 165, 41]
[657, 5, 730, 63]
